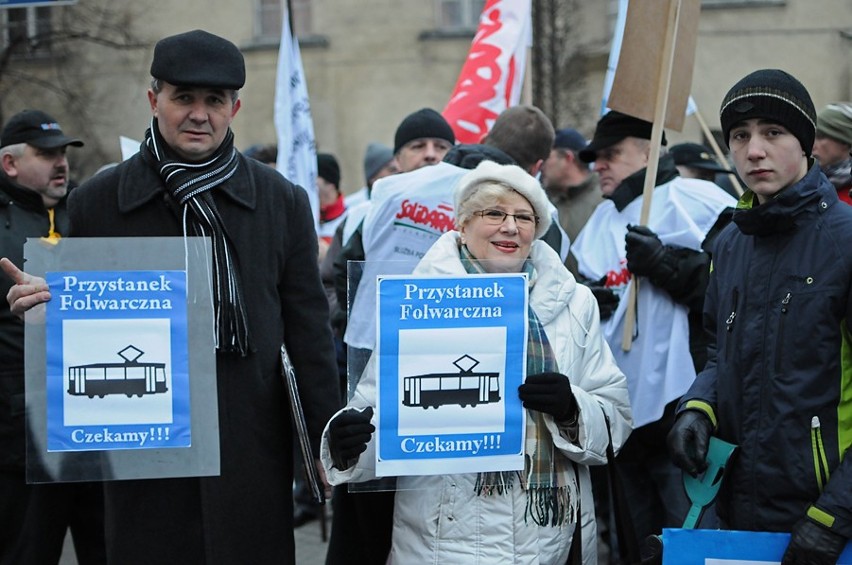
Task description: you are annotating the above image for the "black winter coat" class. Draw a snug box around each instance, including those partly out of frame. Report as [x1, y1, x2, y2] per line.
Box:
[0, 177, 70, 472]
[69, 152, 341, 564]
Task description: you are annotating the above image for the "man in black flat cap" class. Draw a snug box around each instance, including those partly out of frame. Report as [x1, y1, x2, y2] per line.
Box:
[570, 110, 736, 554]
[2, 30, 341, 565]
[669, 142, 731, 182]
[0, 110, 107, 565]
[669, 141, 740, 198]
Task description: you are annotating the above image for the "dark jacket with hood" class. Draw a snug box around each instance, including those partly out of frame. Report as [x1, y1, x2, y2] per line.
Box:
[680, 163, 852, 537]
[0, 175, 69, 472]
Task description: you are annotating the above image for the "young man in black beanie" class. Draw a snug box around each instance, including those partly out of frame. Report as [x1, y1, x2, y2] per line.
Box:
[669, 69, 852, 564]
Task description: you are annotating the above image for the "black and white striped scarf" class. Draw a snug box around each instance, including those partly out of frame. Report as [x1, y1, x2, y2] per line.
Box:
[143, 118, 250, 355]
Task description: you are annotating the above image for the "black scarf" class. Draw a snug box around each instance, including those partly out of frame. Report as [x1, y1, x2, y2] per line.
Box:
[143, 118, 250, 355]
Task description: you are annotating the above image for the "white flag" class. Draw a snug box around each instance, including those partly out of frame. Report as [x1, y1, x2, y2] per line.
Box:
[274, 8, 319, 229]
[442, 0, 532, 144]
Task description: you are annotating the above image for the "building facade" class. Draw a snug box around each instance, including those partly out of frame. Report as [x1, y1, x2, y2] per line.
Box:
[0, 0, 849, 190]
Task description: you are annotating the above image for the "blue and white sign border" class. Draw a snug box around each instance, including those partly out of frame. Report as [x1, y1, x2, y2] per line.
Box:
[375, 272, 528, 477]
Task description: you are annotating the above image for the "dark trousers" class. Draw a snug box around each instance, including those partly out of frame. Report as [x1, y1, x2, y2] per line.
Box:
[325, 485, 394, 565]
[0, 473, 106, 565]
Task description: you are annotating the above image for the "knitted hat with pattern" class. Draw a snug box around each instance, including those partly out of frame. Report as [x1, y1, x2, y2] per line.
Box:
[720, 69, 816, 156]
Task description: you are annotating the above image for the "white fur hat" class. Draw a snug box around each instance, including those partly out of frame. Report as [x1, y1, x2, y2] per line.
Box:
[454, 160, 552, 239]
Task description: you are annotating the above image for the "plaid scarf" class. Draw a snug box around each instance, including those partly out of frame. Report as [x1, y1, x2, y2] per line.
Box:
[143, 118, 250, 355]
[460, 244, 577, 527]
[823, 158, 852, 191]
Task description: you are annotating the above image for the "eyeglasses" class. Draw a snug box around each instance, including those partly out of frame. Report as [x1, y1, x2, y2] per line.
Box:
[474, 209, 539, 228]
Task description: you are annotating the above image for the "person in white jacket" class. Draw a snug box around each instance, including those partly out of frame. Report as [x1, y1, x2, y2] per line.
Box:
[321, 160, 632, 564]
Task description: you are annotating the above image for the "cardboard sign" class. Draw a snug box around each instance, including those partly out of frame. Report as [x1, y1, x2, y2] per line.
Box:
[607, 0, 700, 131]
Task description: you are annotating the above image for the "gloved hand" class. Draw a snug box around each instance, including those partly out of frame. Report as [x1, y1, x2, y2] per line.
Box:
[586, 275, 620, 321]
[518, 372, 578, 422]
[328, 407, 375, 471]
[781, 516, 848, 565]
[625, 224, 667, 277]
[666, 409, 713, 477]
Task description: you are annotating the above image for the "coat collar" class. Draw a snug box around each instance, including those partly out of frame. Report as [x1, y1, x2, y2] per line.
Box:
[117, 152, 258, 213]
[608, 154, 679, 212]
[732, 162, 833, 236]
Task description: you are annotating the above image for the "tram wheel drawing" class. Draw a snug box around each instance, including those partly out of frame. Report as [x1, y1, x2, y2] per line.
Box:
[402, 354, 500, 410]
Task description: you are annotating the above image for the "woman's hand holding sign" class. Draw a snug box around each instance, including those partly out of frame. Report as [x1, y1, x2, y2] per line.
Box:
[328, 407, 375, 471]
[518, 372, 579, 423]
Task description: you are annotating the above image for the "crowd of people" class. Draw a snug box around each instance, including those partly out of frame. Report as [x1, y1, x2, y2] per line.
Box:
[0, 27, 851, 565]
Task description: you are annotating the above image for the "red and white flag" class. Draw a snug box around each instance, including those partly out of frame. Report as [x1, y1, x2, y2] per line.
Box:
[442, 0, 531, 145]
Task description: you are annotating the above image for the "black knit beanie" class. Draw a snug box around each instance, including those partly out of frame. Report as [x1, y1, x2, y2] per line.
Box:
[393, 108, 455, 154]
[317, 153, 340, 187]
[720, 69, 816, 156]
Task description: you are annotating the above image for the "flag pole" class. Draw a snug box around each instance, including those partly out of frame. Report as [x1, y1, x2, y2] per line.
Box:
[621, 0, 681, 351]
[692, 108, 744, 196]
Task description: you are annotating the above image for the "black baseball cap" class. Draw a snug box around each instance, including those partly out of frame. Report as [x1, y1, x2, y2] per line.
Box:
[0, 109, 84, 149]
[553, 128, 587, 152]
[669, 142, 730, 173]
[578, 111, 665, 163]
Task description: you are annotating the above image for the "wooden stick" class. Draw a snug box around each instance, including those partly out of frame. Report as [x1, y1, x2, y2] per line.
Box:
[622, 0, 681, 352]
[692, 107, 744, 196]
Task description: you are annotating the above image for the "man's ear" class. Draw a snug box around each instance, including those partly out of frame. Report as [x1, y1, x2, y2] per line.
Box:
[147, 89, 158, 117]
[1, 152, 17, 178]
[528, 159, 543, 177]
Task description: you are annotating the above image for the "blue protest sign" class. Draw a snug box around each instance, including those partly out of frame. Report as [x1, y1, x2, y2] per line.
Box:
[662, 528, 852, 564]
[45, 270, 190, 452]
[0, 0, 76, 7]
[375, 273, 527, 477]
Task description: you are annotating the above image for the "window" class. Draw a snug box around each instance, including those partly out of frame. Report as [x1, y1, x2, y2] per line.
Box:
[436, 0, 486, 32]
[2, 6, 52, 55]
[254, 0, 312, 42]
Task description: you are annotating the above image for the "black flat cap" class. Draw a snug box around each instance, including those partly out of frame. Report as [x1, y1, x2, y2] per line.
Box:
[150, 29, 245, 90]
[1, 109, 83, 149]
[579, 111, 666, 163]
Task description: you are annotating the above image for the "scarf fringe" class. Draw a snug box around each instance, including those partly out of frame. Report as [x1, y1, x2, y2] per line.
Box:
[524, 484, 576, 527]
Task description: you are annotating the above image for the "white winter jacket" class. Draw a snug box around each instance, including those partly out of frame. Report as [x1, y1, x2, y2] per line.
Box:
[322, 232, 633, 564]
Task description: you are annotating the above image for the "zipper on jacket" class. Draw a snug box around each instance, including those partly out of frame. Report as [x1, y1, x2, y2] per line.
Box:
[810, 416, 830, 493]
[725, 288, 738, 362]
[775, 292, 791, 373]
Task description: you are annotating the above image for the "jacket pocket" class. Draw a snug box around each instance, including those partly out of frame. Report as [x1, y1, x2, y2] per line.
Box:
[810, 416, 830, 493]
[724, 287, 739, 363]
[775, 291, 792, 373]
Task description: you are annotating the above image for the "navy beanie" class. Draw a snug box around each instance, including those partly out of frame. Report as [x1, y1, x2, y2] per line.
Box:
[393, 108, 455, 154]
[720, 69, 816, 156]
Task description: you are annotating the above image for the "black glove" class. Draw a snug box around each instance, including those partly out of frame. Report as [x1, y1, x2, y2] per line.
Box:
[666, 409, 713, 477]
[518, 372, 578, 422]
[328, 407, 375, 471]
[586, 275, 620, 321]
[625, 224, 667, 277]
[781, 517, 848, 565]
